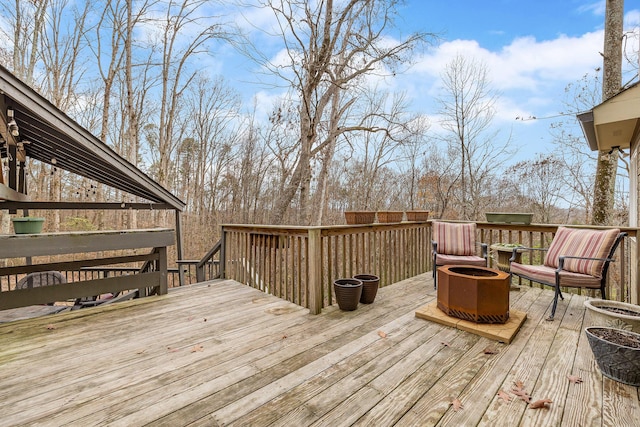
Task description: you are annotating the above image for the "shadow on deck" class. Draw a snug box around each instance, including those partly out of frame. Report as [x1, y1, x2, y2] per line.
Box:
[0, 273, 639, 426]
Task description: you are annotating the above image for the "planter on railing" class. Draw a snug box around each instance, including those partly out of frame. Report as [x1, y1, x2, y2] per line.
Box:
[11, 217, 45, 234]
[344, 211, 376, 225]
[405, 210, 430, 221]
[485, 212, 533, 224]
[377, 211, 403, 223]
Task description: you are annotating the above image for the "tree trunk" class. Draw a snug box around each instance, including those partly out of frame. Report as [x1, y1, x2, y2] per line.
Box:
[592, 0, 623, 225]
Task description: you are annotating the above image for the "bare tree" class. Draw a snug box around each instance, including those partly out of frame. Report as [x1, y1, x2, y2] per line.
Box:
[436, 54, 512, 220]
[247, 0, 429, 224]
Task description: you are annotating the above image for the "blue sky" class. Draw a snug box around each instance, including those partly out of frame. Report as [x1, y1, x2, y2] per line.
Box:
[214, 0, 639, 163]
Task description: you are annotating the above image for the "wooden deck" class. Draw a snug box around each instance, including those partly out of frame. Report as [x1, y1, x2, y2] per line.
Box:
[1, 274, 639, 426]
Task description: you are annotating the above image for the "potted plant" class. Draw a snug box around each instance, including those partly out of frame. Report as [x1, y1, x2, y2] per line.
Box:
[585, 326, 640, 386]
[11, 216, 45, 234]
[333, 278, 363, 311]
[353, 274, 379, 304]
[584, 299, 640, 333]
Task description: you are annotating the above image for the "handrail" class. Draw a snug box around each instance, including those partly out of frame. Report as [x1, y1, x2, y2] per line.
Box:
[195, 239, 222, 283]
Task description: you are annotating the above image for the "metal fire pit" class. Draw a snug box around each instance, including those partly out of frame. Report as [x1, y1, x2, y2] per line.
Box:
[437, 265, 510, 324]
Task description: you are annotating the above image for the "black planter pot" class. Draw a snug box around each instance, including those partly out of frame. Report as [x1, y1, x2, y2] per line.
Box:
[353, 274, 379, 304]
[333, 278, 363, 311]
[585, 326, 640, 386]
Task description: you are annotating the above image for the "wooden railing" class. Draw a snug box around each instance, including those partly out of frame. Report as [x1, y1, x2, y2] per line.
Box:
[221, 223, 431, 314]
[219, 222, 639, 314]
[0, 229, 174, 310]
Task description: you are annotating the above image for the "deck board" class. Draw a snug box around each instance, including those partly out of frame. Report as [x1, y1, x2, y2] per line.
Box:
[1, 274, 639, 426]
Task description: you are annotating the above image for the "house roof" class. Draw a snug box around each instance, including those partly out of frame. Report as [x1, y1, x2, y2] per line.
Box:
[577, 81, 640, 152]
[0, 65, 184, 211]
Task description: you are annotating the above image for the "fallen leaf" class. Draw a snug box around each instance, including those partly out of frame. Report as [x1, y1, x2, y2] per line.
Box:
[513, 380, 525, 390]
[497, 390, 512, 403]
[529, 399, 552, 409]
[167, 347, 180, 353]
[378, 331, 387, 338]
[451, 398, 463, 411]
[511, 387, 531, 403]
[567, 375, 583, 384]
[136, 349, 147, 354]
[45, 324, 56, 330]
[191, 344, 204, 353]
[282, 335, 287, 340]
[441, 341, 451, 347]
[483, 346, 498, 354]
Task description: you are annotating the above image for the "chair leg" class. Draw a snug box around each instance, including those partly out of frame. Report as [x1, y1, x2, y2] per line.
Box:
[433, 265, 437, 289]
[547, 287, 561, 321]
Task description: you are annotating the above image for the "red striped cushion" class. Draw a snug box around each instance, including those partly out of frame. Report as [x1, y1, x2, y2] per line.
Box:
[433, 222, 476, 256]
[510, 262, 602, 288]
[543, 227, 620, 277]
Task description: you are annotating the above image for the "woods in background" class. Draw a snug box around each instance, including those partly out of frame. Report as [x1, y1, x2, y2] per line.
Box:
[0, 0, 630, 261]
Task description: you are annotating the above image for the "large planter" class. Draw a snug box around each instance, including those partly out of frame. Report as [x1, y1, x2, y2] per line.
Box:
[377, 211, 403, 223]
[333, 278, 363, 311]
[490, 243, 525, 273]
[584, 299, 640, 333]
[485, 212, 533, 224]
[585, 326, 640, 386]
[353, 274, 379, 304]
[344, 211, 376, 225]
[405, 210, 430, 221]
[12, 217, 45, 234]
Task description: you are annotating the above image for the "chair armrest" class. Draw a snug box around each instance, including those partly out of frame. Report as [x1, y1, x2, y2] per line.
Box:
[508, 246, 547, 263]
[556, 255, 614, 272]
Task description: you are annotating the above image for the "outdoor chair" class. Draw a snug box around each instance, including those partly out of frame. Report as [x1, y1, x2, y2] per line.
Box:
[17, 271, 66, 289]
[16, 271, 67, 306]
[509, 227, 626, 321]
[432, 221, 488, 288]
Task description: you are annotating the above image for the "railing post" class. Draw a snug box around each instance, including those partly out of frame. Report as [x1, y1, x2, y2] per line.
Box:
[308, 228, 322, 315]
[220, 227, 226, 279]
[157, 246, 168, 295]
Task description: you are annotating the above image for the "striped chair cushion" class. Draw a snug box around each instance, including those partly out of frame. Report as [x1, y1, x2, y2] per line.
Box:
[543, 227, 620, 277]
[435, 254, 487, 267]
[433, 222, 476, 256]
[510, 262, 603, 288]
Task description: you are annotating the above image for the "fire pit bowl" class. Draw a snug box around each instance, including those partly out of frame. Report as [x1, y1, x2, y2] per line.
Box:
[437, 265, 510, 324]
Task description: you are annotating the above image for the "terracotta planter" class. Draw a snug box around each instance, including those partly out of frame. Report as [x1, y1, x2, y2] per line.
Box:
[584, 299, 640, 333]
[377, 211, 403, 223]
[405, 210, 430, 221]
[585, 326, 640, 386]
[353, 274, 379, 304]
[344, 211, 376, 225]
[333, 278, 362, 311]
